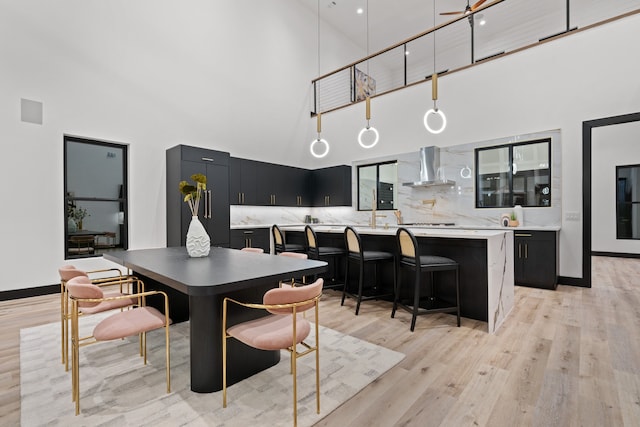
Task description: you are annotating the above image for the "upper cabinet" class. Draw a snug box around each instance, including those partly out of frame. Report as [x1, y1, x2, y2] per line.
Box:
[229, 158, 350, 207]
[311, 165, 352, 207]
[230, 157, 258, 205]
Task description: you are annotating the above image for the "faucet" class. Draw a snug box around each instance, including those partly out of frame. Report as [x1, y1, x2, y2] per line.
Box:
[371, 189, 385, 229]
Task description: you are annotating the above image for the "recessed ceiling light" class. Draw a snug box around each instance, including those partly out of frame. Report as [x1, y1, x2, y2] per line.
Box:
[357, 8, 363, 14]
[405, 51, 410, 55]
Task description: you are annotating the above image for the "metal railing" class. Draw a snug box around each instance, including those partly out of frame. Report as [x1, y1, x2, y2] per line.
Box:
[311, 0, 640, 116]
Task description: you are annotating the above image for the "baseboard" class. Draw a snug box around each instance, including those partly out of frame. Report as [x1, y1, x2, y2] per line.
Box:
[557, 276, 589, 288]
[0, 284, 58, 301]
[591, 251, 640, 259]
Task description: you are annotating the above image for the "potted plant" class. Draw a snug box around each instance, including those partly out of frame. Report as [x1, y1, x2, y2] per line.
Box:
[509, 211, 519, 227]
[68, 206, 90, 230]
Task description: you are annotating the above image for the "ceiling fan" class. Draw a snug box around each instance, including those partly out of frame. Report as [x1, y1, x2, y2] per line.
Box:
[440, 0, 487, 16]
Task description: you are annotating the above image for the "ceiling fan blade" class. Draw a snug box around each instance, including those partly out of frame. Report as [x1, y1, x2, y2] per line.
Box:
[471, 0, 487, 11]
[440, 11, 464, 15]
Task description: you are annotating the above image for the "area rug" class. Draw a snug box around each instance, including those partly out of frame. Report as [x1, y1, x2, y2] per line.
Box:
[20, 313, 404, 426]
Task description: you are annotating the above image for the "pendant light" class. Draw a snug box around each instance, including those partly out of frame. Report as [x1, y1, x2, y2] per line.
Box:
[310, 0, 329, 158]
[424, 0, 447, 134]
[357, 0, 379, 149]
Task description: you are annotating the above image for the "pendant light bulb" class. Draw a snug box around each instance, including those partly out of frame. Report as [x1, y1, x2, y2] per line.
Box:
[310, 113, 329, 158]
[358, 96, 379, 148]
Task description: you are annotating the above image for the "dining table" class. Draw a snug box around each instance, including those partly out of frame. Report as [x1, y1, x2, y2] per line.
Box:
[103, 246, 327, 393]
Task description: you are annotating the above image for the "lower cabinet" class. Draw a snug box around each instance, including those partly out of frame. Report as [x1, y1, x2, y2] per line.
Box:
[514, 230, 558, 289]
[230, 228, 270, 253]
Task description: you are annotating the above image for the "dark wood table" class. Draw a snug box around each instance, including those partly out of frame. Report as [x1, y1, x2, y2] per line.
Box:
[104, 247, 327, 393]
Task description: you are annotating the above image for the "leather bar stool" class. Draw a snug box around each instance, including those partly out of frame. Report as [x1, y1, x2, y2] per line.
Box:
[305, 225, 345, 289]
[342, 226, 394, 315]
[272, 224, 305, 254]
[392, 227, 460, 331]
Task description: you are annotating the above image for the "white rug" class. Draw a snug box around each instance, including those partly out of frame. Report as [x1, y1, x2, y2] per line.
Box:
[20, 313, 404, 426]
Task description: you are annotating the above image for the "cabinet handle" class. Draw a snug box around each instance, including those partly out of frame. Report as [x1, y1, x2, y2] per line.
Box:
[515, 233, 532, 237]
[201, 157, 214, 162]
[242, 192, 245, 204]
[518, 243, 521, 258]
[203, 190, 208, 217]
[206, 190, 212, 218]
[243, 231, 253, 235]
[525, 243, 528, 259]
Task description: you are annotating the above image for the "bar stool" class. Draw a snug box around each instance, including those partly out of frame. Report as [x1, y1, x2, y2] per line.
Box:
[342, 226, 394, 315]
[392, 227, 460, 331]
[305, 225, 345, 289]
[272, 224, 305, 254]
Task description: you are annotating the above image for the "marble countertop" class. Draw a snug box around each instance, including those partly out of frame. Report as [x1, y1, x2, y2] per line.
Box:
[231, 223, 561, 232]
[279, 224, 511, 240]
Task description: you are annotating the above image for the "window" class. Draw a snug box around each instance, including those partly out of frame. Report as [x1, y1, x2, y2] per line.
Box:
[64, 136, 128, 259]
[616, 164, 640, 239]
[358, 161, 397, 211]
[475, 139, 551, 208]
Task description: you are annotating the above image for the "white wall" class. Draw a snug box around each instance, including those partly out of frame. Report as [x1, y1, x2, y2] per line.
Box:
[1, 2, 639, 291]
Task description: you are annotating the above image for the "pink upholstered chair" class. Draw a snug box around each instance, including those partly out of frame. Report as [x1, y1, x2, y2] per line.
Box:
[66, 276, 171, 415]
[240, 247, 264, 253]
[58, 265, 136, 370]
[222, 278, 323, 426]
[278, 252, 308, 287]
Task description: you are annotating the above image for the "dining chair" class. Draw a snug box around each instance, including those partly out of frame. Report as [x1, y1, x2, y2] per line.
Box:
[240, 247, 265, 253]
[305, 225, 345, 289]
[222, 278, 323, 427]
[272, 224, 305, 254]
[342, 226, 394, 315]
[392, 227, 460, 331]
[68, 235, 96, 256]
[58, 265, 136, 371]
[66, 276, 171, 415]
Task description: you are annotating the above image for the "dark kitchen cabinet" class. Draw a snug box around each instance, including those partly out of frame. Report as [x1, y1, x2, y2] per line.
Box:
[230, 227, 270, 252]
[514, 230, 558, 289]
[231, 158, 311, 207]
[230, 157, 258, 205]
[311, 165, 352, 207]
[229, 157, 349, 207]
[166, 145, 230, 248]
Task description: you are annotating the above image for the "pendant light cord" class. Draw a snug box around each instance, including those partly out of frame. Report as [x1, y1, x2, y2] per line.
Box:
[433, 0, 437, 110]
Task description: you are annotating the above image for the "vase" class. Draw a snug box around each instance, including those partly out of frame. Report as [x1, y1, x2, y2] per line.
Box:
[186, 216, 210, 257]
[68, 218, 78, 232]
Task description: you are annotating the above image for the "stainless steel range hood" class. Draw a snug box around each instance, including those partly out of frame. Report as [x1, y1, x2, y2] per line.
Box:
[402, 146, 456, 187]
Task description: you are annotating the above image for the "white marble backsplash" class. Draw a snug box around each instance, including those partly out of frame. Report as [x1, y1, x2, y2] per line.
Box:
[231, 130, 562, 229]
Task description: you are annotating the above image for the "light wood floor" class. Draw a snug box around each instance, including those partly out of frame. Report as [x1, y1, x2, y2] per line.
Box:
[3, 256, 640, 426]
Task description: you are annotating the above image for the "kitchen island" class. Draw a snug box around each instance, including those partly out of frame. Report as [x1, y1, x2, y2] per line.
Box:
[281, 225, 514, 334]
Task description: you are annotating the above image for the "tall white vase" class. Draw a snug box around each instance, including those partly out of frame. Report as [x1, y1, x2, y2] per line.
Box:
[186, 216, 210, 257]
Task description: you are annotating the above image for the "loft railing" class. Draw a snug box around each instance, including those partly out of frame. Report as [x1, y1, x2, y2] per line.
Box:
[311, 0, 640, 116]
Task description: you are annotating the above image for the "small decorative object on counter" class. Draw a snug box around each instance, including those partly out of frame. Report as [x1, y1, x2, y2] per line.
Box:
[500, 214, 510, 227]
[179, 174, 210, 257]
[509, 211, 520, 227]
[513, 205, 524, 226]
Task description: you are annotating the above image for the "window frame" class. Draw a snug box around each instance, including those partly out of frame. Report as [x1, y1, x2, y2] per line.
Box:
[63, 135, 129, 259]
[357, 160, 397, 211]
[475, 138, 552, 208]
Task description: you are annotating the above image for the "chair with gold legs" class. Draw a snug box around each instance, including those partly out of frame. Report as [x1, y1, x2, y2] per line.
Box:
[222, 278, 323, 427]
[58, 265, 136, 371]
[66, 276, 171, 415]
[278, 251, 308, 287]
